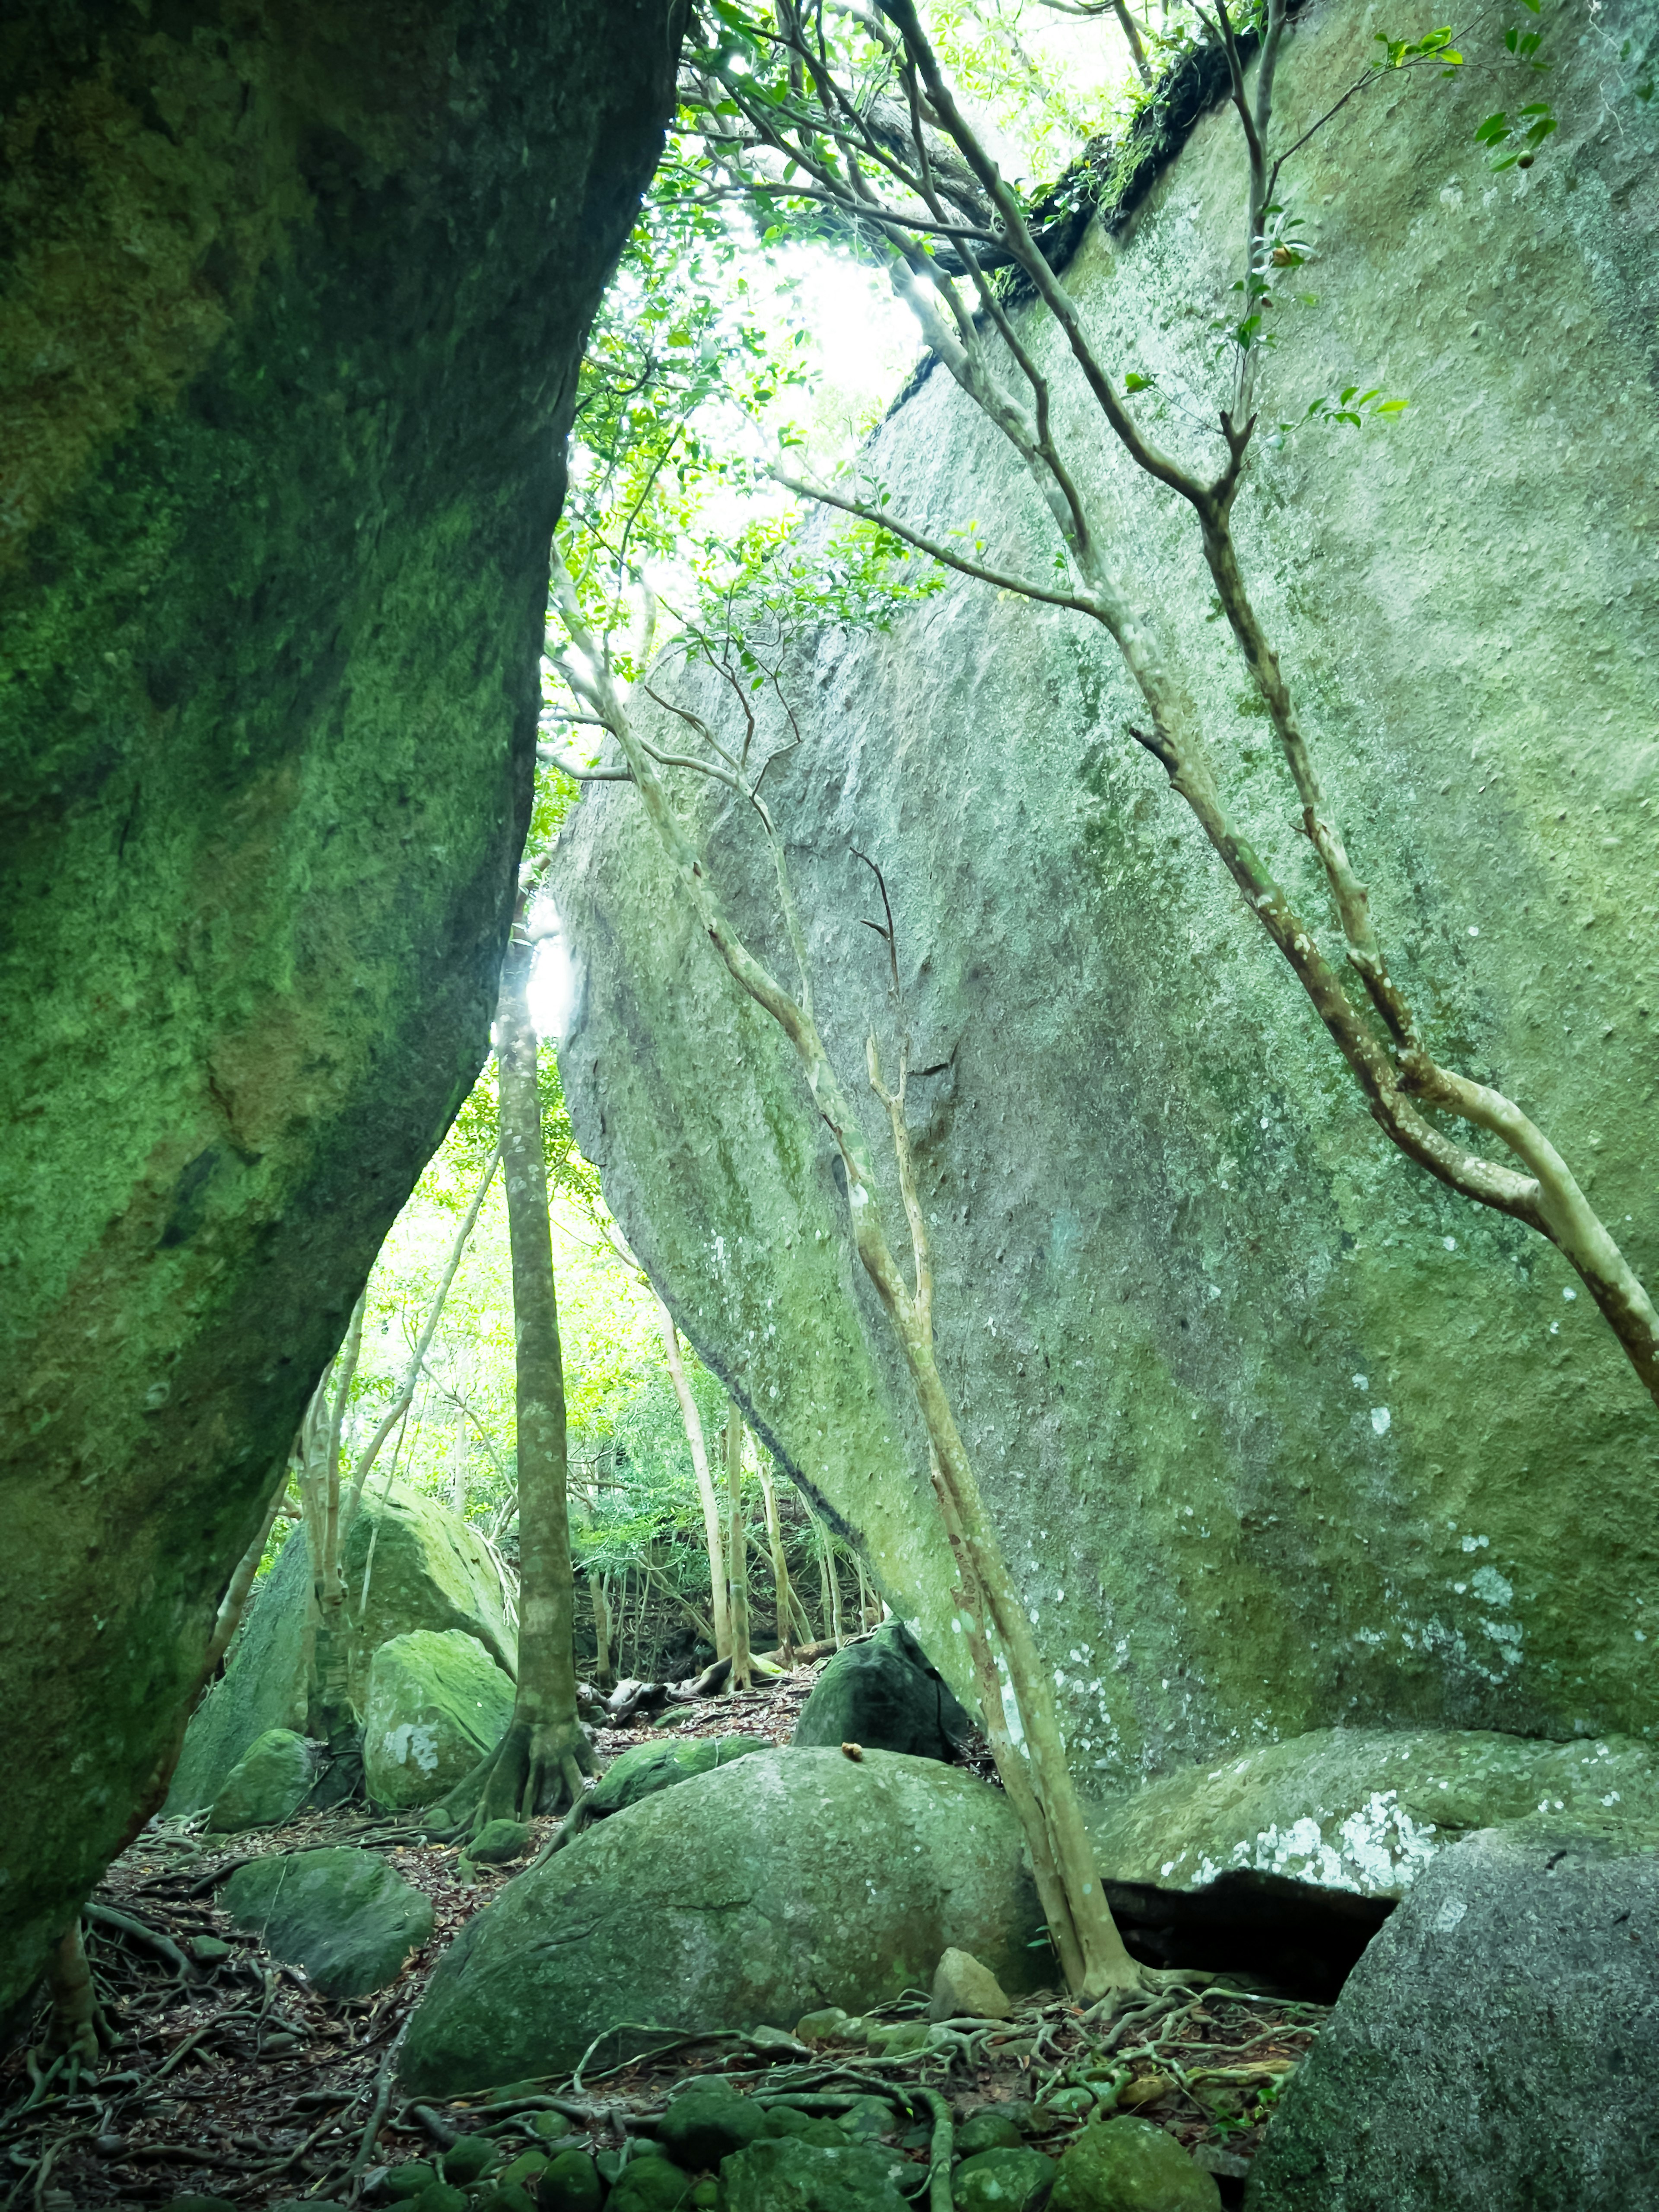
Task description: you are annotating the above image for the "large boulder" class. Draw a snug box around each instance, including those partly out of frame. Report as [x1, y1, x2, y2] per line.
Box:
[0, 0, 686, 2021]
[363, 1629, 515, 1808]
[1052, 2120, 1219, 2212]
[1085, 1726, 1659, 1897]
[167, 1487, 517, 1815]
[397, 1748, 1046, 2094]
[206, 1728, 316, 1834]
[222, 1846, 435, 2000]
[550, 1, 1659, 1796]
[718, 2138, 912, 2211]
[793, 1624, 970, 1763]
[1245, 1824, 1659, 2212]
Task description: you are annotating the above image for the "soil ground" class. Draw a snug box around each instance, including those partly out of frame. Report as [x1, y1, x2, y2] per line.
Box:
[1, 1665, 1322, 2210]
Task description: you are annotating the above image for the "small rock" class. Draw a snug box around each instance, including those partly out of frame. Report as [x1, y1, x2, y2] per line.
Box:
[206, 1728, 315, 1833]
[866, 2018, 931, 2056]
[953, 2146, 1058, 2211]
[497, 2152, 548, 2187]
[1115, 2075, 1173, 2113]
[222, 1845, 434, 1999]
[187, 1934, 232, 1963]
[837, 2095, 900, 2142]
[533, 2111, 577, 2141]
[956, 2111, 1027, 2157]
[745, 2022, 811, 2058]
[931, 1946, 1012, 2022]
[409, 2189, 468, 2212]
[540, 2149, 603, 2212]
[476, 2189, 537, 2212]
[469, 1818, 534, 1865]
[795, 2006, 855, 2045]
[718, 2137, 912, 2210]
[441, 2133, 497, 2182]
[1049, 2118, 1220, 2211]
[383, 2162, 439, 2199]
[793, 1622, 972, 1763]
[656, 2088, 769, 2169]
[609, 2156, 693, 2209]
[1042, 2087, 1098, 2119]
[690, 2185, 718, 2209]
[762, 2111, 852, 2148]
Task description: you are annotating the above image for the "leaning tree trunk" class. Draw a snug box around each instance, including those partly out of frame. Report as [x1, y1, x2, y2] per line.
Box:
[440, 936, 592, 1834]
[590, 1570, 614, 1691]
[725, 1402, 753, 1693]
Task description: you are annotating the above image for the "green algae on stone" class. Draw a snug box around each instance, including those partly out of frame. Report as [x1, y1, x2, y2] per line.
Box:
[221, 1845, 434, 1998]
[1051, 2120, 1219, 2212]
[587, 1733, 768, 1819]
[206, 1728, 315, 1834]
[364, 1629, 515, 1809]
[953, 2147, 1058, 2212]
[397, 1749, 1045, 2095]
[717, 2138, 912, 2212]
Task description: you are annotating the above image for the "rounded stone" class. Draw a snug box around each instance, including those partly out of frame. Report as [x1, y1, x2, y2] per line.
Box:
[1050, 2119, 1220, 2211]
[953, 2146, 1058, 2211]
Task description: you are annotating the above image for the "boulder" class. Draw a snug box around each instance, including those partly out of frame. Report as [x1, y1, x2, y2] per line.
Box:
[397, 1748, 1046, 2094]
[1244, 1824, 1659, 2212]
[0, 0, 687, 2026]
[931, 1946, 1012, 2021]
[793, 1625, 969, 1763]
[221, 1845, 434, 1999]
[1086, 1726, 1659, 1898]
[206, 1729, 315, 1834]
[609, 2157, 693, 2210]
[363, 1630, 515, 1809]
[168, 1490, 517, 1816]
[717, 2138, 912, 2212]
[953, 2148, 1057, 2211]
[540, 2150, 604, 2212]
[588, 1734, 769, 1820]
[957, 2113, 1027, 2158]
[1050, 2121, 1219, 2212]
[657, 2089, 769, 2170]
[469, 1820, 534, 1866]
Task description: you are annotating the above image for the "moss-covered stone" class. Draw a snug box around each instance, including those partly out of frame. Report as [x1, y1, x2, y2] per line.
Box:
[587, 1733, 768, 1819]
[168, 1487, 515, 1817]
[540, 2150, 604, 2212]
[0, 0, 687, 2023]
[363, 1629, 515, 1809]
[397, 1748, 1046, 2095]
[953, 2147, 1057, 2212]
[793, 1622, 969, 1762]
[1085, 1725, 1659, 1897]
[610, 2157, 695, 2210]
[1051, 2120, 1219, 2212]
[221, 1844, 434, 1998]
[716, 2137, 912, 2212]
[206, 1727, 315, 1834]
[552, 0, 1659, 1803]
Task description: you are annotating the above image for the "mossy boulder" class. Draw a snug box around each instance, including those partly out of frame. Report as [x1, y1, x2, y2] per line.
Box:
[717, 2138, 912, 2211]
[168, 1490, 517, 1817]
[206, 1728, 315, 1834]
[363, 1629, 515, 1809]
[1085, 1726, 1659, 1898]
[793, 1623, 970, 1763]
[221, 1845, 434, 1998]
[469, 1819, 534, 1865]
[397, 1748, 1046, 2094]
[1050, 2121, 1219, 2212]
[540, 2151, 604, 2212]
[588, 1734, 769, 1819]
[0, 0, 683, 2024]
[610, 2158, 694, 2210]
[657, 2090, 769, 2170]
[954, 2147, 1058, 2211]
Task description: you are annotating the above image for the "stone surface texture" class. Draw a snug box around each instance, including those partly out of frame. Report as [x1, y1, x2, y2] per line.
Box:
[717, 2138, 911, 2212]
[1084, 1724, 1659, 1896]
[931, 1946, 1013, 2022]
[1052, 2120, 1220, 2212]
[585, 1732, 769, 1819]
[953, 2147, 1058, 2211]
[550, 0, 1659, 1815]
[0, 0, 685, 2018]
[221, 1845, 435, 1999]
[793, 1621, 971, 1761]
[1245, 1823, 1659, 2212]
[397, 1748, 1045, 2094]
[167, 1487, 517, 1816]
[362, 1628, 515, 1808]
[204, 1727, 315, 1834]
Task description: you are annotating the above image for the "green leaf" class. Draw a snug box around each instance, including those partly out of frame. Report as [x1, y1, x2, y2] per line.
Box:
[1125, 372, 1154, 393]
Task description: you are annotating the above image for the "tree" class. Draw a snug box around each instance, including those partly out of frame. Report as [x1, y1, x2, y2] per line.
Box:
[436, 936, 595, 1830]
[676, 0, 1659, 1413]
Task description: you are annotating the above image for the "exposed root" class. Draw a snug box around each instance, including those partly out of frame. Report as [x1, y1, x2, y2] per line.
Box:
[432, 1717, 596, 1841]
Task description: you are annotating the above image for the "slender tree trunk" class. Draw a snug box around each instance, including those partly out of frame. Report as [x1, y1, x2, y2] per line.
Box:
[591, 1570, 613, 1691]
[856, 1554, 872, 1635]
[302, 1294, 365, 1739]
[756, 1456, 795, 1665]
[40, 1922, 102, 2067]
[725, 1402, 753, 1692]
[439, 937, 592, 1833]
[203, 1464, 291, 1680]
[818, 1516, 845, 1648]
[656, 1295, 729, 1656]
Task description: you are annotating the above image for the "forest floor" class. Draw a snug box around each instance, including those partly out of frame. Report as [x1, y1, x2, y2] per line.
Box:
[1, 1664, 1325, 2210]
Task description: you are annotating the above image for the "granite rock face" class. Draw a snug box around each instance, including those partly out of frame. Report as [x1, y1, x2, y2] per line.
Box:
[397, 1748, 1046, 2094]
[221, 1846, 435, 2000]
[552, 1, 1659, 1797]
[1245, 1824, 1659, 2211]
[793, 1621, 971, 1762]
[0, 0, 686, 2020]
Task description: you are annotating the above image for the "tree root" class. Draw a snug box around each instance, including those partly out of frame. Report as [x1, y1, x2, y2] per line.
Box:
[432, 1717, 595, 1840]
